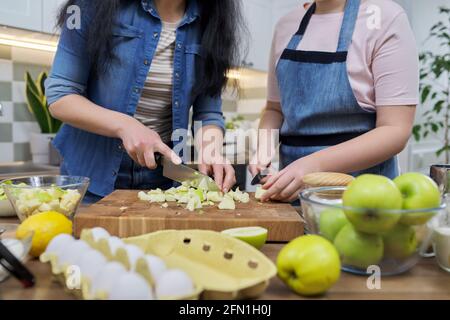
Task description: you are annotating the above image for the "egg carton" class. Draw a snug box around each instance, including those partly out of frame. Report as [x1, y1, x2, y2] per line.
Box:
[40, 230, 200, 300]
[124, 229, 277, 300]
[41, 228, 277, 300]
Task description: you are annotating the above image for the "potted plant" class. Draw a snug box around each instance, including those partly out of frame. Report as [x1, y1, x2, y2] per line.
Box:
[25, 71, 62, 164]
[413, 7, 450, 163]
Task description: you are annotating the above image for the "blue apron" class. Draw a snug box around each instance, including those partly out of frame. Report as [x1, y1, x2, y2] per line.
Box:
[276, 0, 398, 179]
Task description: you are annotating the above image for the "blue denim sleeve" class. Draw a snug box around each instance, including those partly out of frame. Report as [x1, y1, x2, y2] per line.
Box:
[192, 94, 225, 133]
[45, 3, 93, 106]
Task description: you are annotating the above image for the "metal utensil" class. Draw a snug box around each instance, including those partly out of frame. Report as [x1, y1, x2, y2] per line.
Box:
[250, 143, 281, 186]
[0, 241, 35, 288]
[251, 168, 271, 186]
[159, 156, 221, 192]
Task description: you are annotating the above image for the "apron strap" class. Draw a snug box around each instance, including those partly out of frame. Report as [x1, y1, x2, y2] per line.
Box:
[337, 0, 361, 52]
[279, 0, 361, 63]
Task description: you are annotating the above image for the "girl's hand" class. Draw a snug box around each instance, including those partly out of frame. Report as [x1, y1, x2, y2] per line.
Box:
[260, 157, 319, 203]
[248, 154, 276, 185]
[198, 156, 236, 193]
[118, 117, 182, 169]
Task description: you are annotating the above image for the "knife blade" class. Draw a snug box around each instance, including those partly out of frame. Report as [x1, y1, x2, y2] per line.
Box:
[160, 156, 221, 192]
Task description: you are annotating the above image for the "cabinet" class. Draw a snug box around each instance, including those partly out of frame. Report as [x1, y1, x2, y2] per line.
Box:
[241, 0, 272, 71]
[0, 0, 43, 31]
[42, 0, 65, 34]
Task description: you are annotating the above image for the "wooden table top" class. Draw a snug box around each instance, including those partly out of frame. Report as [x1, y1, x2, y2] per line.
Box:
[1, 241, 450, 300]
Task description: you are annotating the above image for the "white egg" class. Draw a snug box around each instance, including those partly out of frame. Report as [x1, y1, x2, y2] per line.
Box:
[91, 262, 127, 296]
[107, 236, 125, 255]
[78, 249, 108, 280]
[144, 255, 167, 281]
[108, 272, 154, 300]
[156, 269, 195, 299]
[45, 234, 74, 256]
[57, 240, 90, 268]
[90, 227, 110, 242]
[124, 244, 144, 270]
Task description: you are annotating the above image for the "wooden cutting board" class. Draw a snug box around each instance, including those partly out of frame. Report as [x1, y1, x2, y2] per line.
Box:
[74, 190, 303, 242]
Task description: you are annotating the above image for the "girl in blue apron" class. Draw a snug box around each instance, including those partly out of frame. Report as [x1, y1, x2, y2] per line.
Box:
[250, 0, 418, 202]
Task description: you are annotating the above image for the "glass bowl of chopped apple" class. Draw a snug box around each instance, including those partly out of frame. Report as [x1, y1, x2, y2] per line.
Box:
[1, 175, 90, 221]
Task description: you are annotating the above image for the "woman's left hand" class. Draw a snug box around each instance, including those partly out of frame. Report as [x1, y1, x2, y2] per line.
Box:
[260, 158, 318, 203]
[198, 156, 236, 193]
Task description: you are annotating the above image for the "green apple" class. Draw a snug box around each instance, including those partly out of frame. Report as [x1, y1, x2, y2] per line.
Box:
[277, 235, 341, 296]
[383, 224, 418, 259]
[334, 224, 384, 269]
[394, 173, 441, 226]
[319, 208, 349, 241]
[343, 174, 403, 234]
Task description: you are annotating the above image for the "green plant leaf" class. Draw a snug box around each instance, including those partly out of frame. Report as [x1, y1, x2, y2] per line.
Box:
[412, 125, 421, 142]
[421, 85, 431, 103]
[37, 71, 48, 97]
[25, 84, 50, 133]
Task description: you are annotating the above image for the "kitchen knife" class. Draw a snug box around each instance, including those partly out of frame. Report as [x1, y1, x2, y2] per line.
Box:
[251, 168, 271, 186]
[250, 143, 281, 186]
[159, 156, 221, 192]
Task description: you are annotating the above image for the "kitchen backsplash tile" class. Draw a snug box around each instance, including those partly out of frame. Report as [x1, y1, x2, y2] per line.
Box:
[0, 81, 12, 100]
[0, 45, 11, 60]
[0, 122, 12, 142]
[14, 142, 31, 162]
[0, 59, 12, 81]
[0, 143, 13, 162]
[0, 44, 52, 162]
[13, 103, 35, 122]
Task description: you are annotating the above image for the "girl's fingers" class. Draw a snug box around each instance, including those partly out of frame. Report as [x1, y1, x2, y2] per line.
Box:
[263, 168, 286, 190]
[144, 151, 157, 169]
[261, 173, 293, 202]
[277, 179, 302, 201]
[222, 165, 236, 193]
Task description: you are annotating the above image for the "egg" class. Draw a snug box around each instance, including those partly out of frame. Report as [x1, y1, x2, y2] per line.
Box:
[155, 269, 195, 299]
[78, 249, 108, 280]
[45, 234, 74, 256]
[90, 227, 110, 242]
[144, 255, 167, 281]
[57, 240, 90, 269]
[124, 244, 144, 270]
[107, 236, 125, 255]
[108, 272, 154, 300]
[90, 261, 127, 296]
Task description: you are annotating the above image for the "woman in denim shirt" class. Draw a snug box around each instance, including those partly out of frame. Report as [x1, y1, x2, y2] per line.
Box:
[46, 0, 244, 203]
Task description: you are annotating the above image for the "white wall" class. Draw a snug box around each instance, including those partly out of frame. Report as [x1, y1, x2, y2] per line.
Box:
[395, 0, 449, 171]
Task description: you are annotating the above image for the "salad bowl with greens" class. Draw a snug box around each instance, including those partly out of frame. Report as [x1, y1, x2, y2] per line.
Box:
[0, 181, 16, 217]
[1, 176, 89, 221]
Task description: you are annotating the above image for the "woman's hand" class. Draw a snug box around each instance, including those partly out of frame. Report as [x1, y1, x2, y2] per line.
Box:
[260, 157, 319, 203]
[118, 117, 182, 169]
[198, 156, 236, 193]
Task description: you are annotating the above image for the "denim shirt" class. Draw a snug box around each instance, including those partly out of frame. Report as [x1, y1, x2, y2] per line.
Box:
[45, 0, 225, 197]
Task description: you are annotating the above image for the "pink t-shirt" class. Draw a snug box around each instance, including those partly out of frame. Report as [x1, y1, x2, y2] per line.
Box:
[267, 0, 419, 111]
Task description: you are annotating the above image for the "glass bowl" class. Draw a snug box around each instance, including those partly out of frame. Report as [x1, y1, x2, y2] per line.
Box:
[300, 187, 446, 276]
[1, 176, 90, 221]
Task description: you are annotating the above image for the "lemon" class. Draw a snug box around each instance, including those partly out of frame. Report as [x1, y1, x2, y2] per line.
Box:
[16, 211, 73, 258]
[222, 227, 268, 249]
[277, 235, 341, 296]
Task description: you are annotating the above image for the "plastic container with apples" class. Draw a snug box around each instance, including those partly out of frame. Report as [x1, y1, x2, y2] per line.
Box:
[300, 173, 446, 276]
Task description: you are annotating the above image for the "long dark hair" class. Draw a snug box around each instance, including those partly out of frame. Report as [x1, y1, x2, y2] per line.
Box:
[57, 0, 246, 97]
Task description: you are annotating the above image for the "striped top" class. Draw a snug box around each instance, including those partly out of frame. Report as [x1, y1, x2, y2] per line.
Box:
[134, 21, 179, 143]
